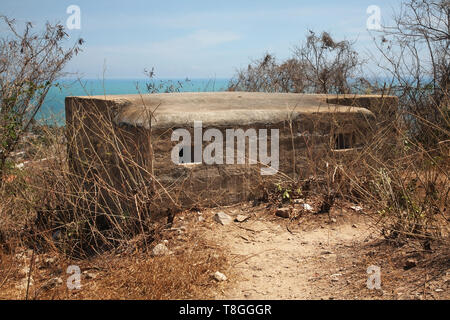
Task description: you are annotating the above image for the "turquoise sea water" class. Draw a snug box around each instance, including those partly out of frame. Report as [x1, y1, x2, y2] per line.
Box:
[39, 78, 230, 125]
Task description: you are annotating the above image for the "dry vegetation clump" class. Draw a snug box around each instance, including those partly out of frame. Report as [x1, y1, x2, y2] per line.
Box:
[329, 237, 450, 300]
[0, 16, 83, 186]
[0, 0, 449, 300]
[228, 31, 367, 94]
[0, 85, 231, 299]
[233, 0, 449, 253]
[0, 223, 229, 300]
[0, 103, 170, 257]
[336, 0, 449, 246]
[0, 17, 226, 298]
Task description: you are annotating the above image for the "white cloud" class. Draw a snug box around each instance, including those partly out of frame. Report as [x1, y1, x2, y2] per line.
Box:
[87, 29, 241, 55]
[67, 29, 243, 78]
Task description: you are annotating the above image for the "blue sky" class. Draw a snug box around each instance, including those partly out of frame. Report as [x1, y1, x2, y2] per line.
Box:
[1, 0, 402, 79]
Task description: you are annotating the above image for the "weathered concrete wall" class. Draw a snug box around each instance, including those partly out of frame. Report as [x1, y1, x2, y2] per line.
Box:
[65, 92, 397, 213]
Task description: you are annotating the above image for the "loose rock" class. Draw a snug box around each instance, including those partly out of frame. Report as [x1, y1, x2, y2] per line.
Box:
[276, 208, 290, 218]
[42, 277, 63, 290]
[350, 205, 363, 212]
[301, 204, 314, 212]
[330, 273, 342, 282]
[83, 271, 98, 279]
[40, 257, 56, 269]
[214, 211, 232, 225]
[404, 258, 417, 270]
[235, 214, 250, 223]
[213, 271, 227, 282]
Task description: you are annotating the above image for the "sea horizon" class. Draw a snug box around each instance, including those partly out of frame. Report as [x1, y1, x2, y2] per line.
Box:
[38, 78, 231, 125]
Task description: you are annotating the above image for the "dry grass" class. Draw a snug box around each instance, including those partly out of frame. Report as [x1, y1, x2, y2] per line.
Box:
[0, 99, 231, 300]
[0, 90, 448, 300]
[0, 223, 229, 300]
[0, 0, 448, 301]
[328, 238, 450, 300]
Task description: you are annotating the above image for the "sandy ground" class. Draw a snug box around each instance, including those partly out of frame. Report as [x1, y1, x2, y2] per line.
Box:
[196, 202, 449, 300]
[1, 201, 448, 300]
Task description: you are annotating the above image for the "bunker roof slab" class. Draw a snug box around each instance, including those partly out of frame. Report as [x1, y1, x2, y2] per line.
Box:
[67, 92, 382, 128]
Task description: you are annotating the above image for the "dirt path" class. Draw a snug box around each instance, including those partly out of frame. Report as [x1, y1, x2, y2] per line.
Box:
[199, 204, 378, 300]
[1, 200, 447, 300]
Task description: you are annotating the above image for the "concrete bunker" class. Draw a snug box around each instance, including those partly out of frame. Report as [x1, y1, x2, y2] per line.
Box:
[65, 92, 397, 213]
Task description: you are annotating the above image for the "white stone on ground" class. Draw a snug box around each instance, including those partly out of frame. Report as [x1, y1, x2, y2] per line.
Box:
[214, 271, 227, 282]
[214, 211, 232, 225]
